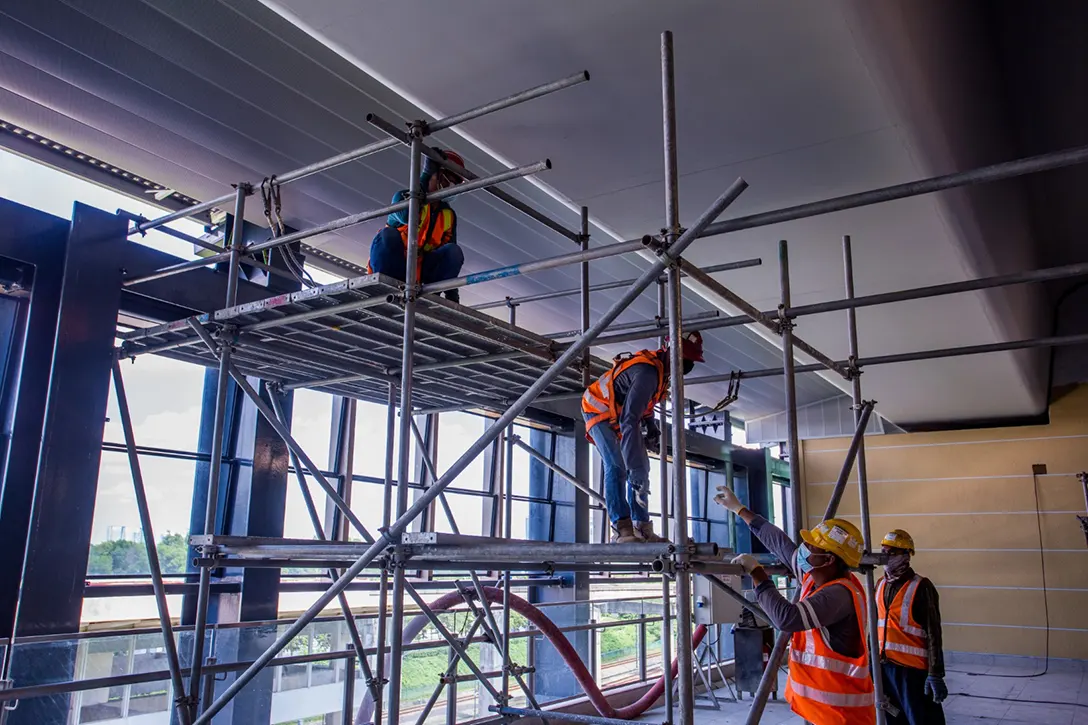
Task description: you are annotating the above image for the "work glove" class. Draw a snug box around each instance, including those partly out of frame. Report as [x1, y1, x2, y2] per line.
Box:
[714, 485, 744, 514]
[924, 675, 948, 703]
[642, 419, 661, 451]
[731, 553, 761, 575]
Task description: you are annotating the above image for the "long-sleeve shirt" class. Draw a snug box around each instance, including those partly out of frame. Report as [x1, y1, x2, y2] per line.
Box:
[880, 569, 945, 677]
[609, 362, 661, 476]
[749, 515, 865, 658]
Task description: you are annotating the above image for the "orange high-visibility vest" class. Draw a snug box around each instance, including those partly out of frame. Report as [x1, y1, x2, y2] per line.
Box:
[785, 574, 876, 725]
[877, 575, 929, 670]
[581, 351, 667, 443]
[367, 203, 456, 277]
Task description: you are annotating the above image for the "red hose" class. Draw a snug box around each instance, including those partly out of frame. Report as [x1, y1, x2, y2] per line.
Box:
[421, 587, 707, 720]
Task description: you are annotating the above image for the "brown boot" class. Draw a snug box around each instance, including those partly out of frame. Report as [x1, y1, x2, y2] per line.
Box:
[611, 518, 639, 543]
[635, 521, 670, 543]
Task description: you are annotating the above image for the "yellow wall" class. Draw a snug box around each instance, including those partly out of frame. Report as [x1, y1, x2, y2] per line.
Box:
[801, 386, 1088, 660]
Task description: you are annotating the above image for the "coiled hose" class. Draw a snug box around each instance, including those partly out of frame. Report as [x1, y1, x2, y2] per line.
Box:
[356, 586, 707, 724]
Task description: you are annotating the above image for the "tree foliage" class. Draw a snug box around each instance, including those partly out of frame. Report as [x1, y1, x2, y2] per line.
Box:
[87, 532, 190, 575]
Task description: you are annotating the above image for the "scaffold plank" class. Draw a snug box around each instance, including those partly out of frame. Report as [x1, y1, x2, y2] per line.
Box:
[119, 273, 612, 410]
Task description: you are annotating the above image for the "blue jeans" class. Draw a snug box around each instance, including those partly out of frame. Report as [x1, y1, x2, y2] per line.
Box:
[588, 421, 650, 524]
[368, 227, 465, 283]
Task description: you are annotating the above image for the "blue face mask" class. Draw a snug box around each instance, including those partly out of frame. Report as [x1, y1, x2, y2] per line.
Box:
[796, 543, 815, 574]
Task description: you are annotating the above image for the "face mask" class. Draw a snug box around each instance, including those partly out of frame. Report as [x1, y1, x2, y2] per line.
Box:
[797, 543, 833, 575]
[796, 544, 814, 574]
[682, 359, 695, 375]
[884, 553, 911, 580]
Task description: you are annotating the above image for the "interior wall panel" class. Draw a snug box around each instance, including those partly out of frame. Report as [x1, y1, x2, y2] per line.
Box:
[801, 385, 1088, 659]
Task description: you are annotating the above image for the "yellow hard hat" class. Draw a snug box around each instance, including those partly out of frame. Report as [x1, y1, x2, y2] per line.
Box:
[881, 529, 915, 554]
[800, 518, 865, 569]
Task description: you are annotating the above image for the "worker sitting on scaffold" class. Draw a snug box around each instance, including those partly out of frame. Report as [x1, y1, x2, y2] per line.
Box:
[368, 148, 467, 302]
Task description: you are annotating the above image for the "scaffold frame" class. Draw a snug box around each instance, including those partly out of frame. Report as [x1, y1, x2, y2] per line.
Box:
[5, 26, 1088, 725]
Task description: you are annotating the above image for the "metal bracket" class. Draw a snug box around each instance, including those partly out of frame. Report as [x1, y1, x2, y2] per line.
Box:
[1, 679, 16, 712]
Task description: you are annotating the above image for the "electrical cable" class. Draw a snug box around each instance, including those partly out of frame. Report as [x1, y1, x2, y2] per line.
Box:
[949, 466, 1050, 679]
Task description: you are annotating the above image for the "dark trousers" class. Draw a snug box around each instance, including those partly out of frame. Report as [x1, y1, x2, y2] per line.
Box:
[368, 227, 465, 283]
[882, 661, 945, 725]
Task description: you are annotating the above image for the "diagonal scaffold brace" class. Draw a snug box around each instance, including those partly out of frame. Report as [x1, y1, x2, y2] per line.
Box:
[267, 390, 379, 699]
[110, 360, 192, 725]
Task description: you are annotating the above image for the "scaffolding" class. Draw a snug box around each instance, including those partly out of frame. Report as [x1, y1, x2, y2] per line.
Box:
[7, 27, 1088, 725]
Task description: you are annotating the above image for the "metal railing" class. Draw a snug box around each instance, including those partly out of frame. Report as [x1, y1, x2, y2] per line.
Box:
[1, 596, 721, 725]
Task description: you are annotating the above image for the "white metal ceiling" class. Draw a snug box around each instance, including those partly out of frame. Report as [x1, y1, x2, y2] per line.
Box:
[0, 0, 1052, 424]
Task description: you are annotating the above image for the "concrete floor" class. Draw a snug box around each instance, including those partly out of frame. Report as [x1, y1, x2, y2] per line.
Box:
[643, 655, 1088, 724]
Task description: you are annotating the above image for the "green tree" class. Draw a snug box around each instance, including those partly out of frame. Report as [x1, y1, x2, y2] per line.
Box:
[86, 531, 192, 575]
[157, 532, 190, 573]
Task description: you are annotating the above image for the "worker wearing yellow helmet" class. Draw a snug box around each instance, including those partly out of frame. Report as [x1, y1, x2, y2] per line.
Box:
[877, 529, 947, 724]
[715, 487, 875, 725]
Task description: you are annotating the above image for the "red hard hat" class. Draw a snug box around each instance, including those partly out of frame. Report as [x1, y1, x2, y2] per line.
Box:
[664, 330, 705, 362]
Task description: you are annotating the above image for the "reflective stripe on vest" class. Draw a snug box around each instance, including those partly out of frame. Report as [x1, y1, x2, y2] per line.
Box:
[877, 575, 929, 670]
[785, 574, 875, 725]
[788, 682, 876, 709]
[581, 351, 666, 441]
[399, 203, 455, 253]
[790, 649, 871, 679]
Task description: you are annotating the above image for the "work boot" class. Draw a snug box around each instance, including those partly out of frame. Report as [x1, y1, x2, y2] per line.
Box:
[444, 289, 460, 304]
[611, 518, 639, 544]
[635, 521, 669, 543]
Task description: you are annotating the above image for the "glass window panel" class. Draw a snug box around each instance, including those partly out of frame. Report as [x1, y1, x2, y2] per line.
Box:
[290, 389, 334, 471]
[88, 452, 195, 576]
[432, 492, 487, 536]
[283, 474, 327, 540]
[104, 355, 206, 451]
[80, 594, 185, 625]
[436, 412, 486, 490]
[352, 401, 416, 481]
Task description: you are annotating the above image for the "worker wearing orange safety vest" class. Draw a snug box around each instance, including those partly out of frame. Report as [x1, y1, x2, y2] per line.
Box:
[716, 486, 877, 725]
[581, 331, 704, 544]
[877, 529, 946, 724]
[367, 148, 466, 302]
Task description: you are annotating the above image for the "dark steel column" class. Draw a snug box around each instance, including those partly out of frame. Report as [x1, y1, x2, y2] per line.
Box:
[12, 203, 128, 634]
[6, 205, 127, 725]
[0, 201, 67, 646]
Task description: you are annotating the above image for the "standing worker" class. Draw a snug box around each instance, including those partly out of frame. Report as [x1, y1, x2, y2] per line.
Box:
[715, 486, 876, 725]
[581, 331, 705, 544]
[877, 529, 947, 724]
[368, 147, 467, 302]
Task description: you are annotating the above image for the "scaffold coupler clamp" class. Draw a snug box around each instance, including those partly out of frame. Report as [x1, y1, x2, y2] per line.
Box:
[174, 692, 197, 714]
[846, 355, 862, 381]
[775, 304, 793, 335]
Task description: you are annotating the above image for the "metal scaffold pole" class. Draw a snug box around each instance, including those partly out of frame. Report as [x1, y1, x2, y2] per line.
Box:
[372, 382, 396, 725]
[656, 279, 674, 721]
[188, 182, 246, 719]
[502, 302, 517, 710]
[111, 361, 191, 725]
[744, 240, 803, 725]
[386, 132, 425, 725]
[660, 29, 695, 725]
[844, 235, 888, 724]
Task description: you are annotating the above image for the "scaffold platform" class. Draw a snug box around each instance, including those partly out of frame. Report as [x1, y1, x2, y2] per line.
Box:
[189, 532, 730, 572]
[119, 272, 612, 411]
